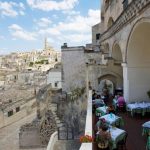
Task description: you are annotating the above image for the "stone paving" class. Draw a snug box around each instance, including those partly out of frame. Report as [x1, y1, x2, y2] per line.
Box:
[0, 111, 45, 150]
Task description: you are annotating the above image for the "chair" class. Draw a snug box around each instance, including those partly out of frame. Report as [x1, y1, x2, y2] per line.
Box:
[117, 132, 128, 150]
[117, 103, 126, 112]
[97, 139, 109, 150]
[115, 120, 121, 128]
[146, 106, 150, 113]
[146, 135, 150, 150]
[134, 107, 143, 117]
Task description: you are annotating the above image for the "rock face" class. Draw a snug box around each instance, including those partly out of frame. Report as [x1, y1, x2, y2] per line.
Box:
[39, 110, 57, 145]
[19, 109, 57, 148]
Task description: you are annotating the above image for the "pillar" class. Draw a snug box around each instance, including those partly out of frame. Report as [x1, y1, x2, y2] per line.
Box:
[122, 63, 129, 102]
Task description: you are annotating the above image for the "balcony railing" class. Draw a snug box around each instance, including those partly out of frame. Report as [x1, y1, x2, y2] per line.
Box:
[79, 90, 92, 150]
[100, 0, 150, 43]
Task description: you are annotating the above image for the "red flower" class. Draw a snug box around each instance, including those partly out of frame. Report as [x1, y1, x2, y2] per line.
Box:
[80, 135, 93, 143]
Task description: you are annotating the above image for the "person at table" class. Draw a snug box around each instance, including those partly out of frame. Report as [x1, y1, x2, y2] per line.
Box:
[92, 89, 97, 100]
[106, 104, 115, 114]
[117, 93, 126, 108]
[97, 125, 111, 150]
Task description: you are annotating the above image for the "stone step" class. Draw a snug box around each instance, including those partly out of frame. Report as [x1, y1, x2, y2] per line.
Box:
[56, 120, 61, 124]
[55, 117, 60, 120]
[49, 103, 57, 107]
[50, 108, 57, 111]
[57, 123, 63, 127]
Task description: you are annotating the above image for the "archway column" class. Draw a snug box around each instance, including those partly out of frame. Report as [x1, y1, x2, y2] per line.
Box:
[122, 63, 129, 102]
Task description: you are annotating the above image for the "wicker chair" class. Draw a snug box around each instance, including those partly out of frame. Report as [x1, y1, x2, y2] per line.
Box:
[117, 132, 128, 150]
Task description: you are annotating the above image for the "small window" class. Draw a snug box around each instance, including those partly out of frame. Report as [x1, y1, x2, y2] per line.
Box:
[55, 82, 58, 87]
[122, 0, 128, 10]
[8, 110, 13, 117]
[96, 33, 100, 40]
[16, 107, 20, 112]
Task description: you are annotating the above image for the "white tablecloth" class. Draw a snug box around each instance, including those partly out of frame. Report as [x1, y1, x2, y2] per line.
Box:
[142, 121, 150, 128]
[97, 106, 108, 114]
[127, 102, 150, 110]
[99, 114, 120, 125]
[109, 127, 126, 141]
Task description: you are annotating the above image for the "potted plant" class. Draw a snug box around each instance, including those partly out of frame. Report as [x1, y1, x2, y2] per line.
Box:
[80, 135, 93, 143]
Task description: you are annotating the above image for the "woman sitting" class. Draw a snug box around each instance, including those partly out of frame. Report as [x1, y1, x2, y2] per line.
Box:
[117, 93, 126, 111]
[97, 125, 111, 150]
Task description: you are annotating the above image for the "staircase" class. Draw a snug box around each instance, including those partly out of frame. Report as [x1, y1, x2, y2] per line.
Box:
[48, 103, 64, 128]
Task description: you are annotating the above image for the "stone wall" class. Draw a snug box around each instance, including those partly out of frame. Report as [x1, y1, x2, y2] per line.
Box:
[0, 98, 36, 128]
[61, 46, 86, 92]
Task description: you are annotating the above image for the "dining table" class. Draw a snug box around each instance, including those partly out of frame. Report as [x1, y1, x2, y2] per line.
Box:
[99, 113, 124, 127]
[92, 99, 105, 108]
[142, 121, 150, 136]
[96, 126, 126, 150]
[127, 102, 150, 116]
[96, 106, 108, 117]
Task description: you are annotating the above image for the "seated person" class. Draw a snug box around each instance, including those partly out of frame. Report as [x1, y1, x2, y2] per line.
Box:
[106, 105, 115, 114]
[92, 89, 97, 100]
[97, 94, 101, 99]
[117, 93, 126, 107]
[97, 125, 111, 150]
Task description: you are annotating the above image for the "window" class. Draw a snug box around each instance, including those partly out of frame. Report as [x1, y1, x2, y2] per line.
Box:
[55, 82, 58, 87]
[8, 110, 13, 117]
[122, 0, 128, 10]
[107, 17, 114, 28]
[16, 107, 20, 112]
[96, 33, 100, 40]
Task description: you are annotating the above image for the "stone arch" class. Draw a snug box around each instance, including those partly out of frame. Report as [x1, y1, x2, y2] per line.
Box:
[107, 17, 114, 28]
[126, 18, 150, 101]
[103, 43, 109, 53]
[112, 42, 123, 64]
[125, 17, 150, 61]
[98, 74, 117, 95]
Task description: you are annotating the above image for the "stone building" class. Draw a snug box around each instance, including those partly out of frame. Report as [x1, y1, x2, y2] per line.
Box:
[47, 63, 62, 89]
[0, 87, 36, 128]
[61, 44, 86, 92]
[61, 0, 150, 103]
[91, 0, 150, 102]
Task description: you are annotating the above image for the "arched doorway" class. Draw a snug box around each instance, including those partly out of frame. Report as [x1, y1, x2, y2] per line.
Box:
[98, 74, 117, 95]
[127, 20, 150, 101]
[111, 43, 123, 92]
[112, 44, 122, 65]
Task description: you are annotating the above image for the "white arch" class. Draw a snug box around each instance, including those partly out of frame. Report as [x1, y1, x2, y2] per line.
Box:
[126, 19, 150, 101]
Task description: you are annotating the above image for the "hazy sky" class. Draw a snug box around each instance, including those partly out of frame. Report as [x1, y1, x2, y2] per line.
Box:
[0, 0, 101, 54]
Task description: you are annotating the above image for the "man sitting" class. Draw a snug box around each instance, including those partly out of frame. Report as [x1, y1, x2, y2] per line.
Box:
[97, 125, 111, 150]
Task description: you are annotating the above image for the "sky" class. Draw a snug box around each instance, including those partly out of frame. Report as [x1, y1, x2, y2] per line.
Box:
[0, 0, 101, 54]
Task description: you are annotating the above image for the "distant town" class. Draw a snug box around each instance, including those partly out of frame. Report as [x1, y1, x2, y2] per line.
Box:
[0, 37, 61, 129]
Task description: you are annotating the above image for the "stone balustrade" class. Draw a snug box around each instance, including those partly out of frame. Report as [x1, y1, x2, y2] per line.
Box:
[79, 90, 92, 150]
[100, 0, 150, 43]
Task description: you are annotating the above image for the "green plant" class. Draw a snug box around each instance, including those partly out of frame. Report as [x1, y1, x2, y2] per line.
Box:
[68, 87, 85, 102]
[35, 59, 48, 64]
[29, 62, 34, 67]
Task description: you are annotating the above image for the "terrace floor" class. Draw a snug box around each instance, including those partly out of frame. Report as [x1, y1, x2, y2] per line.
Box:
[93, 111, 150, 150]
